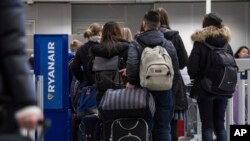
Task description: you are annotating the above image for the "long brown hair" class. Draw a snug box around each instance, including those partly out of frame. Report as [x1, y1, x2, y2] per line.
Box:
[101, 21, 123, 54]
[155, 8, 170, 28]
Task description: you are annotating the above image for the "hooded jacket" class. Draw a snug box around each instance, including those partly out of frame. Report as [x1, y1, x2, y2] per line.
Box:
[160, 27, 188, 69]
[71, 36, 101, 85]
[160, 27, 189, 111]
[187, 26, 233, 98]
[127, 30, 182, 96]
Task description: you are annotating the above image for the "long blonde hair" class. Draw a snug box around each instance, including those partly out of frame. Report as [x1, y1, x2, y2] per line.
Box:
[121, 27, 133, 42]
[70, 40, 82, 52]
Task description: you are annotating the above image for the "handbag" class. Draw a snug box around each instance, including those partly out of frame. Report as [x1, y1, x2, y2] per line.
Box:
[98, 88, 155, 121]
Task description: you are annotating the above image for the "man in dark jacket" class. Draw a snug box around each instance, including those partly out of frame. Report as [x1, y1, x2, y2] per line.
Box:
[0, 0, 41, 133]
[126, 10, 180, 141]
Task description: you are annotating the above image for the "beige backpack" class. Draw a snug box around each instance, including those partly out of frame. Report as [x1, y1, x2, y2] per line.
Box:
[139, 45, 174, 91]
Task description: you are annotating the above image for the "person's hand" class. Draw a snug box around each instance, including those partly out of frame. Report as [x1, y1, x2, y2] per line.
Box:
[15, 106, 42, 130]
[17, 113, 42, 130]
[119, 69, 127, 76]
[126, 82, 136, 89]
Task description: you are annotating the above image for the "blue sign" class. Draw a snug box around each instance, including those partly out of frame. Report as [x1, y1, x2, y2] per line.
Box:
[34, 35, 68, 110]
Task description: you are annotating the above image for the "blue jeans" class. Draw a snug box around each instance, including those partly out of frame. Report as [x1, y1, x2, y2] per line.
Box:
[197, 94, 228, 141]
[149, 90, 174, 141]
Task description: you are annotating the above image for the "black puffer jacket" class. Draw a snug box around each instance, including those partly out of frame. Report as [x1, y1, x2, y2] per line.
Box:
[0, 0, 37, 132]
[127, 30, 182, 95]
[71, 37, 100, 85]
[160, 27, 188, 69]
[187, 26, 233, 98]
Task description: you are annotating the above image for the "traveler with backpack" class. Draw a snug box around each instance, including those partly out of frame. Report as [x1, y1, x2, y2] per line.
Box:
[187, 13, 237, 141]
[91, 21, 130, 105]
[70, 23, 102, 141]
[126, 10, 180, 141]
[71, 23, 102, 87]
[156, 7, 188, 141]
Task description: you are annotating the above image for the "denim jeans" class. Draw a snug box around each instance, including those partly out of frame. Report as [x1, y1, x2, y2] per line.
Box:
[149, 90, 174, 141]
[197, 94, 228, 141]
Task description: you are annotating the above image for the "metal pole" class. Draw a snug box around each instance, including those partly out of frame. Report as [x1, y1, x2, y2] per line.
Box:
[226, 97, 233, 141]
[37, 75, 44, 141]
[247, 70, 250, 124]
[238, 72, 245, 124]
[206, 0, 211, 14]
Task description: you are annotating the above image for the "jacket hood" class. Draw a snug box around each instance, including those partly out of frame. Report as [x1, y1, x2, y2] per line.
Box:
[159, 27, 179, 39]
[92, 39, 129, 58]
[137, 30, 165, 47]
[89, 35, 101, 43]
[191, 26, 231, 42]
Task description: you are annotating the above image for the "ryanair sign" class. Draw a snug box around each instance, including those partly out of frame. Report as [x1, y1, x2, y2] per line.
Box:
[34, 35, 68, 109]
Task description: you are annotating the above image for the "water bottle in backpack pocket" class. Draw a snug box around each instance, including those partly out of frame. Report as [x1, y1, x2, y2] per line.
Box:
[201, 43, 237, 96]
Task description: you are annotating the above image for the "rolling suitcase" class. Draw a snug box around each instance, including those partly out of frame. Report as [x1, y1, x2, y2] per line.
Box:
[111, 118, 148, 141]
[79, 114, 99, 141]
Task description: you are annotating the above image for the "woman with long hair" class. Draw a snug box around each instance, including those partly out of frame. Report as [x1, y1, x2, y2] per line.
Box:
[91, 21, 130, 105]
[156, 8, 188, 141]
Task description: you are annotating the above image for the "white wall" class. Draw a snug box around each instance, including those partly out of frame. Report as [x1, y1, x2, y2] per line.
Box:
[155, 2, 250, 55]
[72, 4, 152, 36]
[212, 2, 249, 53]
[24, 2, 250, 54]
[24, 3, 71, 34]
[154, 3, 205, 55]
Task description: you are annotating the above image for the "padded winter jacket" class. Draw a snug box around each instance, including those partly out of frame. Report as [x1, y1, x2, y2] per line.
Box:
[71, 38, 100, 85]
[187, 26, 234, 99]
[0, 0, 37, 132]
[126, 29, 181, 94]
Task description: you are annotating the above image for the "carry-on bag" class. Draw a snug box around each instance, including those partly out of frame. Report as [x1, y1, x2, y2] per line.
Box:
[77, 86, 97, 118]
[98, 88, 155, 121]
[79, 114, 99, 141]
[111, 118, 148, 141]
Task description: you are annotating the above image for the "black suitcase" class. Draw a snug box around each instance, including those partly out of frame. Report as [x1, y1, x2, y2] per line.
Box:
[111, 118, 148, 141]
[79, 114, 99, 141]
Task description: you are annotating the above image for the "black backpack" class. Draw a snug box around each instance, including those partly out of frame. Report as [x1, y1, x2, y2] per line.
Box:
[92, 56, 124, 92]
[201, 43, 237, 96]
